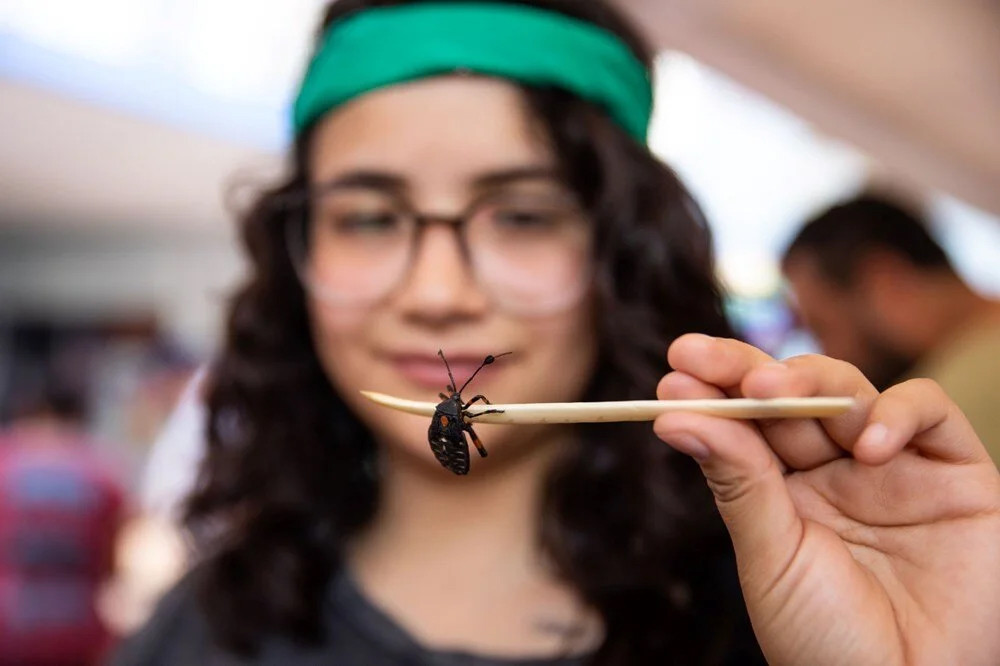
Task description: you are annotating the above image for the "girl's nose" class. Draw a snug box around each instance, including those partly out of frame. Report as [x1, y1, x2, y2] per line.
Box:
[393, 222, 490, 324]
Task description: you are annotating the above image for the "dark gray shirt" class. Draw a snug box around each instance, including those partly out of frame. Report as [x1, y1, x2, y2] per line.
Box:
[110, 570, 591, 666]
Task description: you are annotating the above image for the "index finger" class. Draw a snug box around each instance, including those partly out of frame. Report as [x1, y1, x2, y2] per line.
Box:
[667, 335, 872, 469]
[667, 334, 771, 396]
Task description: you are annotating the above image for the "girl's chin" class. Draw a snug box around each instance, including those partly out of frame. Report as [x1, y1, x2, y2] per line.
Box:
[375, 439, 473, 477]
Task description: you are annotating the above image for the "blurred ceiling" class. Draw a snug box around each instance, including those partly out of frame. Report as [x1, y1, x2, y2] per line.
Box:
[0, 80, 273, 232]
[615, 0, 1000, 216]
[0, 0, 317, 231]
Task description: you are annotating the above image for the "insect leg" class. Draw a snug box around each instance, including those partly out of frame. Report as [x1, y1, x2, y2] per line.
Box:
[465, 408, 504, 419]
[465, 423, 489, 458]
[462, 394, 491, 409]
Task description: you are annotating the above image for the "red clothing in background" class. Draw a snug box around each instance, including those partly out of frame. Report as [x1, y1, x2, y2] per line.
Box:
[0, 426, 126, 665]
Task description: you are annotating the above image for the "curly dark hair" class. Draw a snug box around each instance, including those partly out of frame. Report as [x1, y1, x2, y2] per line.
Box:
[185, 1, 762, 663]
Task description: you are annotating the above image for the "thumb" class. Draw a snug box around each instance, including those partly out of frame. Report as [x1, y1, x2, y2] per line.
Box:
[654, 413, 805, 593]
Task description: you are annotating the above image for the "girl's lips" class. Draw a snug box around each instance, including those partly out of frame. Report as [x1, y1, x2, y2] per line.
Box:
[388, 354, 506, 391]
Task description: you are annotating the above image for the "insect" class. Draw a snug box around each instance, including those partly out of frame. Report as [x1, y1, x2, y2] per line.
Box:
[429, 349, 511, 475]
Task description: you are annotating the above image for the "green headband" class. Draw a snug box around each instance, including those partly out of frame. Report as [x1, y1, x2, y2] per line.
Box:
[292, 2, 653, 142]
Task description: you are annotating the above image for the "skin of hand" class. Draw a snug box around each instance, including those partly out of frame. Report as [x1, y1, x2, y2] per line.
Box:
[654, 334, 1000, 666]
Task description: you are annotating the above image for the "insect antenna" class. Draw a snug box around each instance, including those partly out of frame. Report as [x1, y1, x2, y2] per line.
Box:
[437, 349, 458, 394]
[458, 352, 512, 394]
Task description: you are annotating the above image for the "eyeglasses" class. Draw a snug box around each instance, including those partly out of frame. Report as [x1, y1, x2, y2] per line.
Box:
[280, 182, 593, 316]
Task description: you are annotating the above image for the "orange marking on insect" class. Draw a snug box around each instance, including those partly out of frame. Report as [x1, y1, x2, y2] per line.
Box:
[440, 415, 449, 426]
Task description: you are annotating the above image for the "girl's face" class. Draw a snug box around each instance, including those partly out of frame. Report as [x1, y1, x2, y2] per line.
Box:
[304, 76, 598, 472]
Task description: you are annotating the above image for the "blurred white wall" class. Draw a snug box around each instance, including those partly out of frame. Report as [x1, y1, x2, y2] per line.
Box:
[0, 228, 242, 354]
[616, 0, 1000, 216]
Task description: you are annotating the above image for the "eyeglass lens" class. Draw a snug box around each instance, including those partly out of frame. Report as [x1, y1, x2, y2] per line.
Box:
[288, 184, 592, 315]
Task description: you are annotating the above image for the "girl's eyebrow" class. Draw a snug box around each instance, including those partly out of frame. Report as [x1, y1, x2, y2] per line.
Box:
[313, 165, 560, 193]
[314, 170, 408, 192]
[471, 166, 561, 190]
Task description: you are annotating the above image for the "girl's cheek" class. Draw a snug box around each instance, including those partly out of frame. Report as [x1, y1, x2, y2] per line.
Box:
[311, 300, 371, 333]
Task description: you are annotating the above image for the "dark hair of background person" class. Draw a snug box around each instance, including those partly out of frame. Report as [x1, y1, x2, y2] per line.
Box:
[782, 192, 957, 287]
[14, 384, 87, 424]
[184, 1, 758, 664]
[37, 385, 87, 423]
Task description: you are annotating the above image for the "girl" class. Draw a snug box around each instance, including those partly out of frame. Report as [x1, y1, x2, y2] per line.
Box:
[114, 1, 1000, 664]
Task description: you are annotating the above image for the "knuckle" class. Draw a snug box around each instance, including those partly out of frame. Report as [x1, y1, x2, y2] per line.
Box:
[707, 457, 777, 506]
[656, 372, 676, 398]
[784, 352, 825, 364]
[894, 377, 946, 401]
[786, 353, 853, 375]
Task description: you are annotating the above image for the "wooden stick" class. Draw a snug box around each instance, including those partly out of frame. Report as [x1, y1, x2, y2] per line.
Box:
[360, 390, 854, 424]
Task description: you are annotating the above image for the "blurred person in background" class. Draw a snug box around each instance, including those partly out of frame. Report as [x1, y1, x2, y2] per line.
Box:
[782, 192, 1000, 463]
[113, 1, 1000, 665]
[0, 384, 127, 665]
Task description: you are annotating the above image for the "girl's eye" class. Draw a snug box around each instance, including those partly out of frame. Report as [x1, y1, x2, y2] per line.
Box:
[331, 211, 402, 234]
[491, 207, 563, 229]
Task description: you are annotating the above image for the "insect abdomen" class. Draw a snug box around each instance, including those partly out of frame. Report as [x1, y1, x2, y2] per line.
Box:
[428, 424, 470, 475]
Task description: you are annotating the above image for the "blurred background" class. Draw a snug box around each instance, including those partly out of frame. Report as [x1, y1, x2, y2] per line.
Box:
[1, 0, 999, 658]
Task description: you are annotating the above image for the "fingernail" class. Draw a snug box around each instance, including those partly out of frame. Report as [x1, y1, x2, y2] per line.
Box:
[668, 432, 711, 461]
[859, 423, 888, 451]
